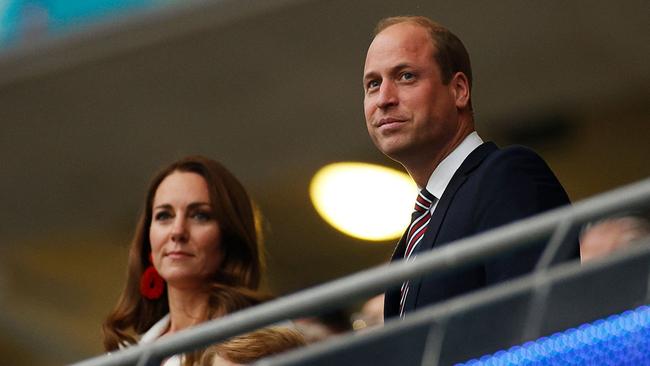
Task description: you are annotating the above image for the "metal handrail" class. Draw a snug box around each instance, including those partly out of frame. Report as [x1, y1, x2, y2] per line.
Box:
[258, 237, 650, 366]
[70, 178, 650, 366]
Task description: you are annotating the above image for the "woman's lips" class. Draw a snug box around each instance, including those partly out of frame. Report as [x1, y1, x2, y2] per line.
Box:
[165, 251, 193, 259]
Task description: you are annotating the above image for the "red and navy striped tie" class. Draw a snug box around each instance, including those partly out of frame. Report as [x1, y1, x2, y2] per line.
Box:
[399, 189, 436, 317]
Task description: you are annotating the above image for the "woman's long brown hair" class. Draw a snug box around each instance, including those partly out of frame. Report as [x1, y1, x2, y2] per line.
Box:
[102, 156, 268, 351]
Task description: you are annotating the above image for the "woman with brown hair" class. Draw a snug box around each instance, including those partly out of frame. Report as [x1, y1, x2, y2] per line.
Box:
[102, 156, 269, 365]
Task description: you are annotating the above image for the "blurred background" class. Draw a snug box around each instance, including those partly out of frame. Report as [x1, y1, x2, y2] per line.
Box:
[0, 0, 648, 364]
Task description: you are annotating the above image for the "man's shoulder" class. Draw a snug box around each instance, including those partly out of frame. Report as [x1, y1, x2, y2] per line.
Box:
[476, 144, 553, 176]
[486, 144, 546, 163]
[455, 142, 547, 174]
[464, 143, 567, 198]
[452, 143, 570, 230]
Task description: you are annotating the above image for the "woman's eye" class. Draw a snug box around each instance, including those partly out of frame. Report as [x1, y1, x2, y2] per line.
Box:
[154, 211, 172, 221]
[192, 211, 213, 222]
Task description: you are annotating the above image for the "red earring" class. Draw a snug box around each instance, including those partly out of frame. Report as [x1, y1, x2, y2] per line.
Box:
[140, 253, 165, 300]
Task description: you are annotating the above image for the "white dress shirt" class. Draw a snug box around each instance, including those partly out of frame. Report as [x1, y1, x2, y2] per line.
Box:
[424, 131, 484, 212]
[139, 314, 182, 366]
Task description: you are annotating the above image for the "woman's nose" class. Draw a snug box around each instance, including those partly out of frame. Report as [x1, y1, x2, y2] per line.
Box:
[171, 217, 189, 242]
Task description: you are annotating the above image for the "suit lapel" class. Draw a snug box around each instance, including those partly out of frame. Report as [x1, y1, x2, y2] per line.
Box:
[404, 142, 497, 312]
[391, 233, 408, 262]
[384, 233, 406, 317]
[414, 142, 496, 255]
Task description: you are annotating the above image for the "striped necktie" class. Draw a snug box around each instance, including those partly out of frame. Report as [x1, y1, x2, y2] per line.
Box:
[399, 189, 436, 317]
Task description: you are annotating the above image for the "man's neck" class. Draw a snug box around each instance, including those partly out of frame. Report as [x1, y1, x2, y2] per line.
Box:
[403, 127, 474, 188]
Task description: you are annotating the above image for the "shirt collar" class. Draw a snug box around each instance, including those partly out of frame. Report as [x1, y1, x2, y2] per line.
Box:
[425, 131, 483, 199]
[140, 313, 170, 344]
[137, 314, 182, 366]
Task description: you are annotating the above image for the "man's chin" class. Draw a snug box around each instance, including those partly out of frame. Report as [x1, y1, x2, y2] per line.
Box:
[377, 144, 410, 163]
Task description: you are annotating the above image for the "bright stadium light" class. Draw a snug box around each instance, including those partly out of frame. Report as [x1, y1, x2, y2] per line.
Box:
[310, 162, 417, 241]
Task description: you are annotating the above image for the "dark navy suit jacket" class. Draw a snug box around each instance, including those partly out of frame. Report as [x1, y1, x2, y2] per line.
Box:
[384, 142, 576, 318]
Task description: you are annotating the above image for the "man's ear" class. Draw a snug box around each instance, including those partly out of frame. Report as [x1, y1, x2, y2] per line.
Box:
[450, 72, 470, 109]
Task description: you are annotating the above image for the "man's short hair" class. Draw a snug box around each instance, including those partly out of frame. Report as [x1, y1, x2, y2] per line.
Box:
[374, 16, 473, 90]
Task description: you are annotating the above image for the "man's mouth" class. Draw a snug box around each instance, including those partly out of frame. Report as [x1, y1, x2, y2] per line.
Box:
[377, 117, 406, 128]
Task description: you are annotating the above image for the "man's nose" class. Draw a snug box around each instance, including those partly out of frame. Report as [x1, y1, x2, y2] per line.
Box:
[171, 217, 189, 242]
[377, 81, 398, 109]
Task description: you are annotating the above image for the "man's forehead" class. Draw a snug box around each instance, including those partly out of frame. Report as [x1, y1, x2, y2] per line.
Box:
[372, 23, 432, 50]
[364, 23, 434, 73]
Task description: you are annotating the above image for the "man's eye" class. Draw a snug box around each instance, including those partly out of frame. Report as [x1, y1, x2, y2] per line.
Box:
[401, 72, 415, 81]
[367, 80, 380, 90]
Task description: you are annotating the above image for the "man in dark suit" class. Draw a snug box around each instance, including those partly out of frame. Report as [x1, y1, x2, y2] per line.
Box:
[362, 16, 575, 318]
